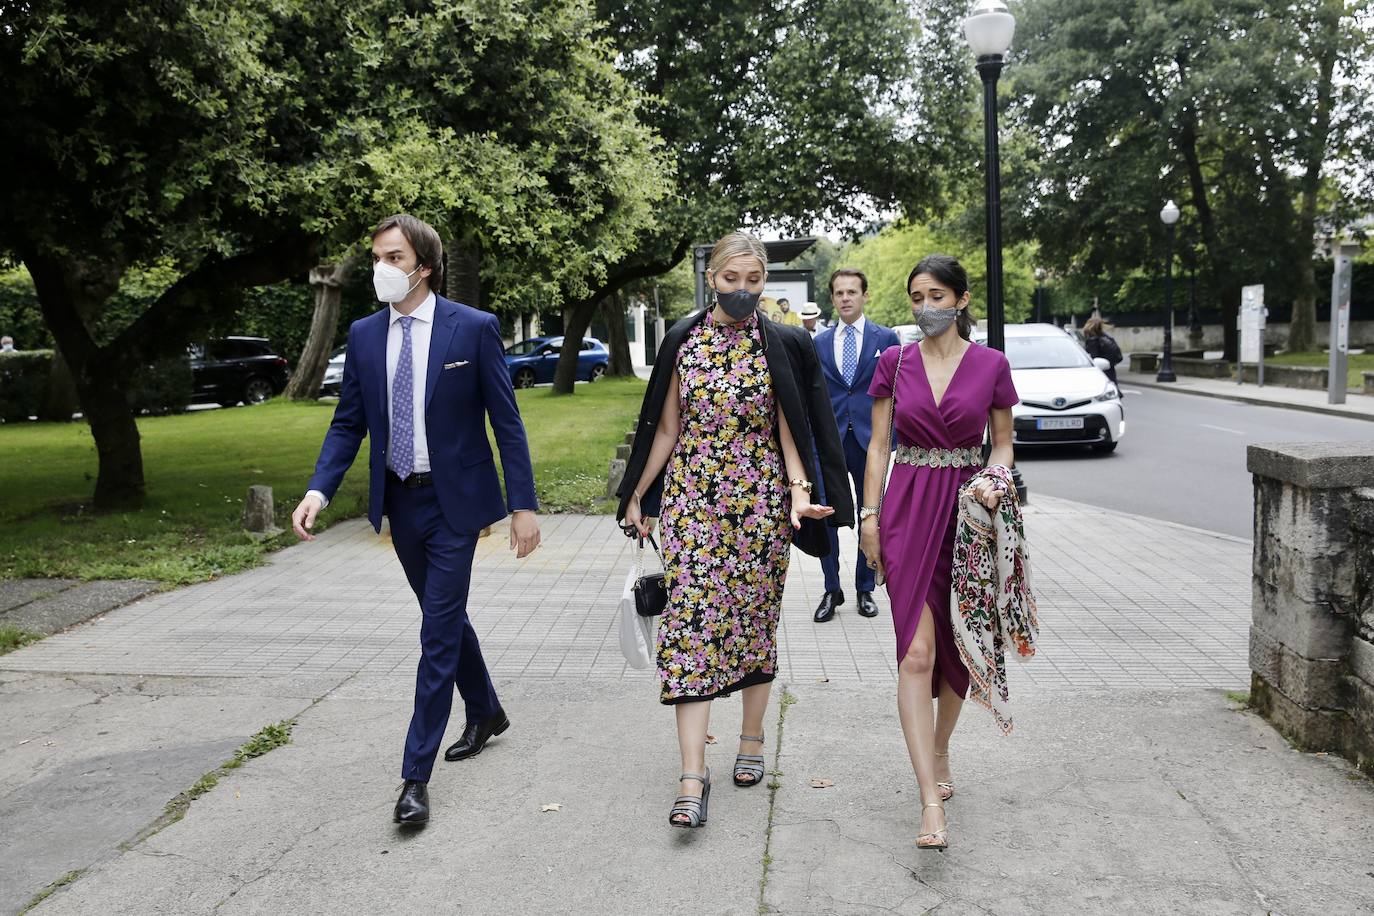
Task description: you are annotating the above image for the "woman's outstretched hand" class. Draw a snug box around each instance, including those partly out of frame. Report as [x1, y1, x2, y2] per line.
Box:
[790, 496, 836, 530]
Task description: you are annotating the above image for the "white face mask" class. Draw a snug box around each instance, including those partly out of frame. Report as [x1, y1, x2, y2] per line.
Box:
[373, 261, 422, 303]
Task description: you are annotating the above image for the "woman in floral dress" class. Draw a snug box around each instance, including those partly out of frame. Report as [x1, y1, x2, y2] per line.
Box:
[619, 232, 850, 828]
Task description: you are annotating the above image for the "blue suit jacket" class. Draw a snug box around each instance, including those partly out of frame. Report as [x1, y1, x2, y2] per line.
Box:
[814, 320, 900, 448]
[307, 295, 538, 534]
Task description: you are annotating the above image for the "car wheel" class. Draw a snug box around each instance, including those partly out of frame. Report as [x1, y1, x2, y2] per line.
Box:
[589, 364, 606, 382]
[514, 368, 536, 389]
[1092, 440, 1118, 454]
[242, 377, 275, 405]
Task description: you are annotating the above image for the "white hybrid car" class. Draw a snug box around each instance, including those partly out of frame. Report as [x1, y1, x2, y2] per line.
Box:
[978, 324, 1124, 454]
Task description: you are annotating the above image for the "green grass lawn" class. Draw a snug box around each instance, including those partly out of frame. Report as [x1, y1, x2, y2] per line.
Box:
[0, 377, 645, 584]
[1266, 350, 1374, 389]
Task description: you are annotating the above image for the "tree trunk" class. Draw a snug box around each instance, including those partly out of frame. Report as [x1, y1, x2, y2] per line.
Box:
[79, 364, 145, 510]
[553, 299, 598, 394]
[1288, 2, 1340, 355]
[284, 254, 357, 400]
[1178, 116, 1239, 361]
[446, 234, 481, 308]
[602, 292, 635, 377]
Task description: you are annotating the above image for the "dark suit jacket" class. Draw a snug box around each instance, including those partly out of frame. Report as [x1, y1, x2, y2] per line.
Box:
[814, 319, 901, 449]
[615, 309, 854, 558]
[307, 295, 538, 534]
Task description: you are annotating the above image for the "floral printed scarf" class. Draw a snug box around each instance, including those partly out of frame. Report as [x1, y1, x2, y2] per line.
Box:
[950, 465, 1038, 734]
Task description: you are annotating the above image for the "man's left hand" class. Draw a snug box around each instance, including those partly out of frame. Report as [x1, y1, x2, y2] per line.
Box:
[510, 510, 541, 558]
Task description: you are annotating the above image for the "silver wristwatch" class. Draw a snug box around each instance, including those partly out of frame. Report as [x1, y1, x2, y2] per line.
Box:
[858, 506, 881, 522]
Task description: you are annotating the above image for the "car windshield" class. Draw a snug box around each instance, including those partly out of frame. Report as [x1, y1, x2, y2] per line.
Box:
[505, 340, 541, 356]
[1004, 336, 1093, 370]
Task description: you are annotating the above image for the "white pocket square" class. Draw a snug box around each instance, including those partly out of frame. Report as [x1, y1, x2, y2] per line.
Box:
[443, 360, 469, 369]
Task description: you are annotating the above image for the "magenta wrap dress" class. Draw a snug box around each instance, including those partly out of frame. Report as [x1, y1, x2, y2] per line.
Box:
[868, 342, 1019, 696]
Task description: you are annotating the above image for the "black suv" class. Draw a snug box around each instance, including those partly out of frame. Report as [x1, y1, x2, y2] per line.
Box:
[189, 337, 291, 406]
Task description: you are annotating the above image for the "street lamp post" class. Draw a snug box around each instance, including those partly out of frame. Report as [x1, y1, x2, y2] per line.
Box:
[964, 0, 1015, 353]
[965, 0, 1025, 501]
[1157, 200, 1180, 382]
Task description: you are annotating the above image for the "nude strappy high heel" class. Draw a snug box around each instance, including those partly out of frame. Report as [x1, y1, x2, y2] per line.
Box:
[916, 801, 948, 851]
[669, 770, 711, 828]
[734, 733, 766, 787]
[934, 749, 954, 801]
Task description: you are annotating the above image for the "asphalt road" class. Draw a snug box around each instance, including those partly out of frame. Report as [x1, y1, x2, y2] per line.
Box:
[1018, 386, 1372, 539]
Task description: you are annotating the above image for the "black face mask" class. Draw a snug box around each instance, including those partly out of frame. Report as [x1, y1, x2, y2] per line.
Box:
[714, 288, 761, 320]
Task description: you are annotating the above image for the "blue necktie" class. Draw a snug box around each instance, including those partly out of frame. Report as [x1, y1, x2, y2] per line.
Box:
[842, 324, 858, 387]
[390, 316, 416, 479]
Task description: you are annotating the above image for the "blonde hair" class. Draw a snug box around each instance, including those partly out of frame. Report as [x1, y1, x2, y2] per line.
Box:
[708, 231, 768, 275]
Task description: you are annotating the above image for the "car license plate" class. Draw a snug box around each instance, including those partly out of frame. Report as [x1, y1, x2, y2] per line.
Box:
[1036, 417, 1084, 430]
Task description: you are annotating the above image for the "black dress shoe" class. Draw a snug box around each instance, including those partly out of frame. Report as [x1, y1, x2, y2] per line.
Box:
[444, 710, 510, 761]
[813, 590, 844, 623]
[857, 591, 880, 618]
[394, 780, 429, 825]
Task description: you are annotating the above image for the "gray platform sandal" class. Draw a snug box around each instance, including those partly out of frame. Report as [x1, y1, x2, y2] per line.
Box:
[734, 733, 766, 787]
[669, 770, 711, 828]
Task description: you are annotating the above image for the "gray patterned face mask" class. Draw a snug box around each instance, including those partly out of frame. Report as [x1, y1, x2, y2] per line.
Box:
[915, 305, 960, 338]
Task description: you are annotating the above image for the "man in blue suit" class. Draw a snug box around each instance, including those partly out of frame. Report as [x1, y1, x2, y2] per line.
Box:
[291, 214, 541, 825]
[811, 268, 899, 623]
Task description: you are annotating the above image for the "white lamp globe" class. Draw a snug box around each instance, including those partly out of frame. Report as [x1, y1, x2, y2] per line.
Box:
[964, 0, 1016, 59]
[1160, 200, 1181, 226]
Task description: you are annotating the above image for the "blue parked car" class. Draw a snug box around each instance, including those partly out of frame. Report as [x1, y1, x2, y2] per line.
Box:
[504, 336, 609, 388]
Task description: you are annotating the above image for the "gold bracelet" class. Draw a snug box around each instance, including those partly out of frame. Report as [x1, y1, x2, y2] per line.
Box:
[789, 478, 813, 494]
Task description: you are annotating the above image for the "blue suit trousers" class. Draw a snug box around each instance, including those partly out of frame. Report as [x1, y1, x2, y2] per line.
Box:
[387, 477, 500, 783]
[821, 430, 875, 594]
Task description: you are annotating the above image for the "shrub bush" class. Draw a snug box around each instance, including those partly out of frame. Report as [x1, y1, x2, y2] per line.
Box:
[0, 349, 53, 422]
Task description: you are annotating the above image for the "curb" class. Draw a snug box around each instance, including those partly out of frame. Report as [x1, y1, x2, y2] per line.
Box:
[1120, 377, 1374, 423]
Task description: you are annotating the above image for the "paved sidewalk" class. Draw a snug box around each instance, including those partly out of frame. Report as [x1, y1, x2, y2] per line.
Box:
[3, 501, 1370, 915]
[1120, 370, 1374, 422]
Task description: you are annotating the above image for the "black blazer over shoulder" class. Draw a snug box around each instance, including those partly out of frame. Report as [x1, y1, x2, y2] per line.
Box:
[615, 309, 854, 558]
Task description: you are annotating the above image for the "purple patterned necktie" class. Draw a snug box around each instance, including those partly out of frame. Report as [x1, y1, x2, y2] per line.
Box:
[390, 316, 415, 479]
[842, 324, 857, 387]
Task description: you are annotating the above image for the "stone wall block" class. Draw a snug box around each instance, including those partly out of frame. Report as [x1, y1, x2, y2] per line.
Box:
[1249, 629, 1352, 710]
[1251, 673, 1350, 753]
[1251, 578, 1353, 659]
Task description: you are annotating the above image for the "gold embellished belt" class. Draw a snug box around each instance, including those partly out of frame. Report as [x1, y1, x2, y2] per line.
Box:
[893, 445, 983, 469]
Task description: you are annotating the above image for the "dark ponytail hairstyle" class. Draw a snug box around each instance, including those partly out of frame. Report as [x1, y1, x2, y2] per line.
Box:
[907, 254, 974, 341]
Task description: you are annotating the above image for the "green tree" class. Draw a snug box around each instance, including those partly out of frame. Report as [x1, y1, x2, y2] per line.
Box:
[546, 0, 970, 392]
[0, 0, 666, 509]
[1006, 0, 1374, 359]
[841, 221, 1037, 328]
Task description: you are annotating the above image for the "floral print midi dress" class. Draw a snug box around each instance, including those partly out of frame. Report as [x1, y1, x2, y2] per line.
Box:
[657, 312, 791, 704]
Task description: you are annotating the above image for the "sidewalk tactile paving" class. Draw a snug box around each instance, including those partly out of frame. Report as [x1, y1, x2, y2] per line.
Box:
[0, 498, 1252, 690]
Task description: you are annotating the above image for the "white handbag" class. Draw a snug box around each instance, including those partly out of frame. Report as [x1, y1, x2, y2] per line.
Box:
[617, 539, 659, 668]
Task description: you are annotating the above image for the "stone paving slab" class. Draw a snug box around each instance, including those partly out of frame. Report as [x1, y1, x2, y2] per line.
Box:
[0, 580, 160, 637]
[764, 685, 1374, 916]
[0, 579, 78, 614]
[29, 678, 769, 916]
[20, 679, 1374, 916]
[0, 499, 1253, 691]
[0, 671, 320, 916]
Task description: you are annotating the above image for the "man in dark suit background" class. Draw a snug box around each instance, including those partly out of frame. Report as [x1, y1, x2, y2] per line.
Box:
[292, 214, 541, 825]
[811, 268, 899, 623]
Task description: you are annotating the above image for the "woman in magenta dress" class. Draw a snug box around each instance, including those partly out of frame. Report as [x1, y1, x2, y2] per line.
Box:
[859, 254, 1017, 852]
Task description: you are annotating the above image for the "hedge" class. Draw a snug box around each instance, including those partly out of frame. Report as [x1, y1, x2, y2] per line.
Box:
[0, 350, 53, 422]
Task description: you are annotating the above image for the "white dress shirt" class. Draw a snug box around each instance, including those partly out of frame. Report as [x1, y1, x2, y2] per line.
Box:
[307, 292, 435, 509]
[833, 314, 867, 374]
[385, 292, 434, 476]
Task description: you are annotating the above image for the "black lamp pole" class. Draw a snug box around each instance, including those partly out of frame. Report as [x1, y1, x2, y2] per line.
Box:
[978, 55, 1006, 353]
[1157, 218, 1177, 382]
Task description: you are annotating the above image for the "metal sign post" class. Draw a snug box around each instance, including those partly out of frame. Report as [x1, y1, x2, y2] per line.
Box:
[1328, 239, 1357, 405]
[1238, 285, 1266, 386]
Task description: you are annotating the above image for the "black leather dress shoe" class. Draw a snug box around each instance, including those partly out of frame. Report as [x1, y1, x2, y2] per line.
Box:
[813, 591, 844, 623]
[857, 591, 880, 618]
[394, 780, 429, 825]
[444, 710, 510, 761]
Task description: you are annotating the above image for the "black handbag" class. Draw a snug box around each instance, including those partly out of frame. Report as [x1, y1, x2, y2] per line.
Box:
[630, 531, 668, 617]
